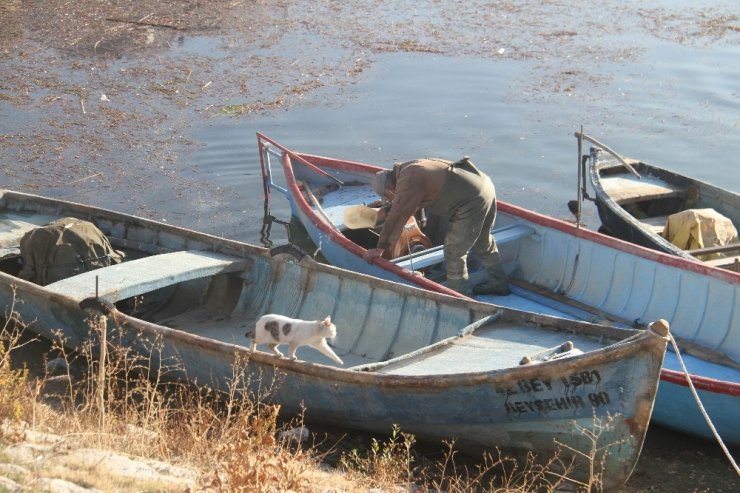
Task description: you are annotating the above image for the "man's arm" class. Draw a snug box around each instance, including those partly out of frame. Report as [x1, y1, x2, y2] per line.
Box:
[376, 174, 426, 249]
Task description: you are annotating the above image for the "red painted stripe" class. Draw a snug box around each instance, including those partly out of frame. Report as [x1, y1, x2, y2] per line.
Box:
[660, 368, 740, 396]
[497, 201, 740, 284]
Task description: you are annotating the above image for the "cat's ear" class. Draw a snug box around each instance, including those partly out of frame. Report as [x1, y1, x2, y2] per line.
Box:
[323, 315, 331, 325]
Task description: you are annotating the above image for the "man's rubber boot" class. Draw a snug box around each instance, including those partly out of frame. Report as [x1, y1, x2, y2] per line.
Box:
[446, 276, 469, 295]
[473, 275, 511, 296]
[473, 259, 511, 296]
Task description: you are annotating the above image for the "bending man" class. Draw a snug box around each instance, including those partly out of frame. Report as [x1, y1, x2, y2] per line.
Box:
[362, 157, 510, 296]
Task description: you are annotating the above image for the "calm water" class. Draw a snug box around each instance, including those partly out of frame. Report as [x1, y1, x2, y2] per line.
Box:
[194, 33, 740, 247]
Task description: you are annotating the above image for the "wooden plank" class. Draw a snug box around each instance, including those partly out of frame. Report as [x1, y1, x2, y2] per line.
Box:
[601, 176, 686, 205]
[510, 279, 740, 368]
[45, 250, 249, 302]
[394, 225, 536, 270]
[318, 184, 377, 229]
[640, 215, 668, 235]
[703, 255, 740, 271]
[687, 242, 740, 256]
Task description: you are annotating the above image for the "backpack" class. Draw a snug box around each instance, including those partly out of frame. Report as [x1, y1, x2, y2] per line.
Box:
[18, 217, 124, 285]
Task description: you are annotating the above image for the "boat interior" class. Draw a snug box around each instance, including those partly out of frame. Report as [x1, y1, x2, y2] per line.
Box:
[272, 148, 627, 322]
[0, 204, 618, 374]
[596, 160, 740, 271]
[309, 182, 535, 278]
[598, 163, 693, 232]
[301, 181, 607, 320]
[290, 175, 740, 376]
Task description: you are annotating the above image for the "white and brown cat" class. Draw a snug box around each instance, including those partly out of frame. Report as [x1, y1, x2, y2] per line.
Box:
[246, 314, 343, 365]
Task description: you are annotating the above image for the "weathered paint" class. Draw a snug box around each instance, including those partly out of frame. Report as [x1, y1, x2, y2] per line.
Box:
[0, 188, 668, 490]
[589, 148, 740, 262]
[256, 132, 740, 446]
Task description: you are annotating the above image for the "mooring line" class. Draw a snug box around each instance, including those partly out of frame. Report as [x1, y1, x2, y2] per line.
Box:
[669, 334, 739, 475]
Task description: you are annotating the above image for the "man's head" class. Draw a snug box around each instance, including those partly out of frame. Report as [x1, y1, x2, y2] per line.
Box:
[372, 169, 395, 200]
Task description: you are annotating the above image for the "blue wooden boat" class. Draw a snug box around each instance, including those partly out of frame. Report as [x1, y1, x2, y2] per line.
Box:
[256, 132, 740, 447]
[582, 133, 740, 272]
[0, 188, 668, 489]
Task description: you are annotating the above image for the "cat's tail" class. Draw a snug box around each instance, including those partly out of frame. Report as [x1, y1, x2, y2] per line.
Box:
[244, 329, 254, 339]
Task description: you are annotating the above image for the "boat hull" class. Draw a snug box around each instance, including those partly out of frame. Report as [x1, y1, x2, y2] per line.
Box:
[0, 188, 668, 489]
[653, 374, 739, 444]
[593, 196, 664, 251]
[257, 132, 740, 446]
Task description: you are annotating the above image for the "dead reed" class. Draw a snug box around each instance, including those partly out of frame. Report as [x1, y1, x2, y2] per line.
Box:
[1, 300, 616, 492]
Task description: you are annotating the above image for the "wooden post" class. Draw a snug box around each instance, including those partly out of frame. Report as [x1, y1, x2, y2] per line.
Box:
[94, 276, 106, 430]
[576, 126, 583, 228]
[97, 314, 107, 430]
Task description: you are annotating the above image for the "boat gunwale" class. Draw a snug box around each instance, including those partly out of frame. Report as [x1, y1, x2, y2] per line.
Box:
[112, 301, 668, 388]
[254, 133, 740, 397]
[0, 264, 666, 389]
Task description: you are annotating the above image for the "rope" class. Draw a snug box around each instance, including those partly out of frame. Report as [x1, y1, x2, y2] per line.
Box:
[404, 229, 415, 272]
[669, 334, 739, 475]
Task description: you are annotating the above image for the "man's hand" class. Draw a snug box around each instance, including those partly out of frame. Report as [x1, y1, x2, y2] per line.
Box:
[375, 207, 387, 225]
[363, 248, 385, 262]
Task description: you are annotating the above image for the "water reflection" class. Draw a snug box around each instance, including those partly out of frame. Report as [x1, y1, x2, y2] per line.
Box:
[259, 204, 282, 249]
[260, 205, 324, 261]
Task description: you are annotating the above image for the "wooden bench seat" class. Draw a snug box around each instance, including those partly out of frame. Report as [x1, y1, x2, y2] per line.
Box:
[45, 250, 249, 303]
[393, 224, 536, 271]
[690, 243, 740, 272]
[601, 175, 687, 205]
[703, 255, 740, 271]
[687, 242, 740, 257]
[640, 215, 669, 235]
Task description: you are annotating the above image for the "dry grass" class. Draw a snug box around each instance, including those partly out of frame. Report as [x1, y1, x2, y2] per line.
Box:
[1, 301, 618, 492]
[0, 303, 324, 491]
[339, 427, 579, 493]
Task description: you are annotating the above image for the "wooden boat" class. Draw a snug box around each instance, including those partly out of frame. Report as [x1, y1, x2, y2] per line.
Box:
[256, 132, 740, 447]
[581, 133, 740, 272]
[0, 188, 668, 489]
